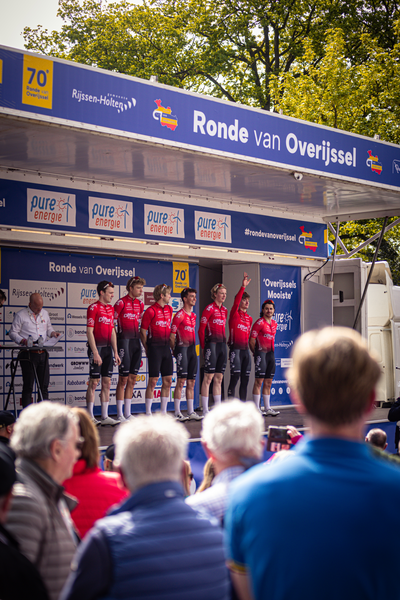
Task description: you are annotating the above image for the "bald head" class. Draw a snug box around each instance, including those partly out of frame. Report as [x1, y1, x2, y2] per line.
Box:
[29, 294, 43, 315]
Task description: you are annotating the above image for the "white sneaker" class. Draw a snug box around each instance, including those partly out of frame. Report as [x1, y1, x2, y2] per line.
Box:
[100, 416, 120, 426]
[118, 414, 133, 422]
[175, 412, 189, 422]
[187, 412, 203, 421]
[263, 408, 280, 417]
[91, 417, 101, 426]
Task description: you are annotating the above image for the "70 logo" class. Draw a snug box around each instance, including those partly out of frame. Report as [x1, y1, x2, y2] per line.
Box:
[27, 67, 49, 87]
[22, 55, 53, 109]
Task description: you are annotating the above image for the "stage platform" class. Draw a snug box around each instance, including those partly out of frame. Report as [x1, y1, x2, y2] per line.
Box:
[97, 404, 393, 448]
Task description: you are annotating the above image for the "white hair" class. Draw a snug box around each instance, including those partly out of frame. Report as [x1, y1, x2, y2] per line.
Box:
[201, 400, 264, 461]
[114, 414, 189, 491]
[11, 401, 77, 460]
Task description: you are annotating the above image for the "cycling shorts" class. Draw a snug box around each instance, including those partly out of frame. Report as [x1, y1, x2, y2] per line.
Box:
[147, 344, 173, 378]
[175, 344, 197, 380]
[204, 342, 227, 374]
[229, 347, 251, 377]
[88, 346, 113, 379]
[254, 350, 275, 380]
[118, 338, 142, 376]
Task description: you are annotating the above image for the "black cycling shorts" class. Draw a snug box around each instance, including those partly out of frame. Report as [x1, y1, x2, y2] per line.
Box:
[147, 344, 173, 378]
[175, 344, 198, 380]
[204, 342, 227, 374]
[229, 347, 251, 377]
[254, 350, 275, 380]
[88, 346, 113, 379]
[118, 338, 142, 377]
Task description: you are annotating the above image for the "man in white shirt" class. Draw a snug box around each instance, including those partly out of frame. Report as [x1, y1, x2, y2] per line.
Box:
[186, 400, 264, 524]
[9, 293, 60, 408]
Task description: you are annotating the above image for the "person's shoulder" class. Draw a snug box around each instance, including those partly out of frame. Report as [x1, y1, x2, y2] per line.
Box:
[114, 297, 125, 307]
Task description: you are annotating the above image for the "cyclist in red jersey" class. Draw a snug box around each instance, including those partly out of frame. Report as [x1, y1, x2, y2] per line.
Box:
[140, 284, 173, 416]
[86, 281, 121, 426]
[114, 276, 146, 422]
[198, 283, 228, 415]
[250, 299, 280, 417]
[228, 273, 252, 401]
[170, 287, 202, 422]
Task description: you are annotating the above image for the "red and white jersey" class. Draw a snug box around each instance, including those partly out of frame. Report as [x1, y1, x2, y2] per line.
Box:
[171, 309, 196, 347]
[251, 318, 277, 353]
[198, 302, 228, 348]
[114, 295, 144, 340]
[87, 301, 114, 347]
[141, 302, 173, 346]
[228, 286, 253, 349]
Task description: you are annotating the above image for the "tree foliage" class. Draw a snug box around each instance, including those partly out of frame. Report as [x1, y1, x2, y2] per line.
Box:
[24, 0, 400, 111]
[23, 0, 400, 281]
[330, 219, 400, 286]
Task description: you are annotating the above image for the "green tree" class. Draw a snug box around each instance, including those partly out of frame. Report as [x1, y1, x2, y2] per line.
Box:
[331, 219, 400, 286]
[24, 0, 400, 110]
[270, 26, 400, 143]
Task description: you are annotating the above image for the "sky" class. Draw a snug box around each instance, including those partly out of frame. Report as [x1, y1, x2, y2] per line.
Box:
[0, 0, 62, 51]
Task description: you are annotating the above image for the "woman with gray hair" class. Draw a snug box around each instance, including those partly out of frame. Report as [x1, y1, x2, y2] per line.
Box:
[6, 402, 80, 600]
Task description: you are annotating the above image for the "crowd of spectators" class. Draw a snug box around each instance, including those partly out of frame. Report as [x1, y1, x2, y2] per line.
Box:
[2, 326, 400, 600]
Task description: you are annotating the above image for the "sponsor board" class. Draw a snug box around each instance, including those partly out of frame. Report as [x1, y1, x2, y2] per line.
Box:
[47, 343, 65, 357]
[5, 377, 23, 393]
[48, 376, 65, 392]
[66, 393, 87, 407]
[143, 289, 156, 307]
[66, 309, 87, 323]
[194, 211, 232, 243]
[48, 359, 66, 375]
[4, 307, 19, 324]
[46, 308, 66, 324]
[66, 359, 89, 374]
[131, 389, 145, 404]
[9, 280, 66, 307]
[66, 376, 89, 391]
[27, 188, 76, 228]
[144, 204, 185, 239]
[48, 393, 66, 404]
[66, 326, 87, 341]
[0, 361, 3, 377]
[68, 282, 97, 308]
[66, 342, 88, 358]
[88, 196, 133, 233]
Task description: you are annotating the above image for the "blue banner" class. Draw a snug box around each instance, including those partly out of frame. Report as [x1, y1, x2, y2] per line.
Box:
[260, 264, 301, 406]
[0, 178, 327, 258]
[0, 248, 199, 414]
[1, 47, 400, 190]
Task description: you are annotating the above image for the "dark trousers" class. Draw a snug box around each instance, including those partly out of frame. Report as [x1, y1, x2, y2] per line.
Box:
[19, 350, 49, 408]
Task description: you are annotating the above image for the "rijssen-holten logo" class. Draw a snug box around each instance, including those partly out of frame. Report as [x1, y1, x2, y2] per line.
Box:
[144, 204, 185, 239]
[153, 99, 178, 131]
[366, 150, 383, 174]
[298, 225, 318, 252]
